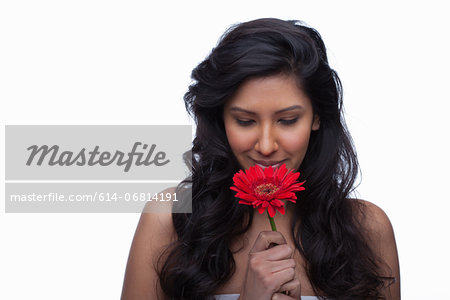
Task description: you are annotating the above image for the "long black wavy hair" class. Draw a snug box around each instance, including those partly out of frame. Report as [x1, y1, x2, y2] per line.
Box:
[158, 18, 391, 299]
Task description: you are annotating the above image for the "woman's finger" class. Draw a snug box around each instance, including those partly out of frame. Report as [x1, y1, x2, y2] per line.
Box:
[266, 244, 293, 260]
[278, 277, 301, 295]
[271, 292, 298, 300]
[250, 231, 287, 253]
[268, 266, 296, 291]
[251, 243, 293, 261]
[267, 258, 295, 273]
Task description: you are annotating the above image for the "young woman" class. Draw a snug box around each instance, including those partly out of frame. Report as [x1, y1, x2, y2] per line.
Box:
[121, 18, 400, 300]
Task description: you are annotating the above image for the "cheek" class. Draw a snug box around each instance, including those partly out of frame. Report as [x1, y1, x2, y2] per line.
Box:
[279, 128, 311, 155]
[225, 125, 254, 153]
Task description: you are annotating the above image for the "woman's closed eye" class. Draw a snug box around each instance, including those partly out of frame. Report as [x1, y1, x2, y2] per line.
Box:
[235, 117, 299, 127]
[235, 119, 255, 126]
[279, 117, 298, 125]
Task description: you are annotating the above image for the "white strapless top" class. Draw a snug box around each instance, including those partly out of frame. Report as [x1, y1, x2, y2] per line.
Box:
[207, 295, 320, 300]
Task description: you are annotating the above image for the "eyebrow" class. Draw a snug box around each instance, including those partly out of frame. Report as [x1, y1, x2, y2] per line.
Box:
[229, 105, 304, 114]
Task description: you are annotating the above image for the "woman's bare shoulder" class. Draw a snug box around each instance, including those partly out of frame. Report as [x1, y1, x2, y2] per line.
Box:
[350, 199, 401, 299]
[138, 187, 177, 245]
[121, 187, 177, 300]
[351, 199, 394, 238]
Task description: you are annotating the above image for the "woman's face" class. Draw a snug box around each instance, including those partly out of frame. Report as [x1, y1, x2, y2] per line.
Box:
[223, 75, 319, 171]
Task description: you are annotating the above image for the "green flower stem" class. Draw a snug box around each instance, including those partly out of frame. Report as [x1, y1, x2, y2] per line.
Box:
[267, 211, 277, 231]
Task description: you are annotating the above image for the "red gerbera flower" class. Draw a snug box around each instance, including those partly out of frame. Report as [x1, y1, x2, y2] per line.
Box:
[230, 164, 305, 218]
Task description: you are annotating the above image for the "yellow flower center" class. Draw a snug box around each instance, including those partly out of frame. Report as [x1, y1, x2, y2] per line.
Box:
[255, 183, 279, 197]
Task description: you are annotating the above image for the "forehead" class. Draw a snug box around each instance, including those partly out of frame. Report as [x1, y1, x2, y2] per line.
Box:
[225, 75, 312, 111]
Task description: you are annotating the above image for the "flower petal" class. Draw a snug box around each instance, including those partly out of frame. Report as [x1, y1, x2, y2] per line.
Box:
[238, 200, 253, 206]
[276, 205, 285, 215]
[264, 165, 274, 178]
[258, 205, 266, 215]
[274, 164, 288, 180]
[282, 171, 300, 187]
[276, 192, 296, 200]
[268, 205, 276, 218]
[270, 199, 284, 207]
[235, 192, 257, 202]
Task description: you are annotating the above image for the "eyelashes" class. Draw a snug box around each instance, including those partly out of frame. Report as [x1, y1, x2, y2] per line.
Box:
[235, 117, 299, 126]
[235, 119, 254, 126]
[279, 117, 298, 125]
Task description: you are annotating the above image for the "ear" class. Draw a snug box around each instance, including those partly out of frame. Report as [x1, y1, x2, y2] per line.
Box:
[312, 114, 320, 131]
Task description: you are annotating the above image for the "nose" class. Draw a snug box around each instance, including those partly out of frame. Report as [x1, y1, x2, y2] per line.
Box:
[254, 123, 278, 156]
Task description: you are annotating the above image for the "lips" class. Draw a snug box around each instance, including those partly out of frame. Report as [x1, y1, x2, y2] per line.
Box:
[252, 159, 286, 169]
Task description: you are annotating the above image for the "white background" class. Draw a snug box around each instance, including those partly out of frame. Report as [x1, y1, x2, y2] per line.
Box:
[1, 1, 449, 299]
